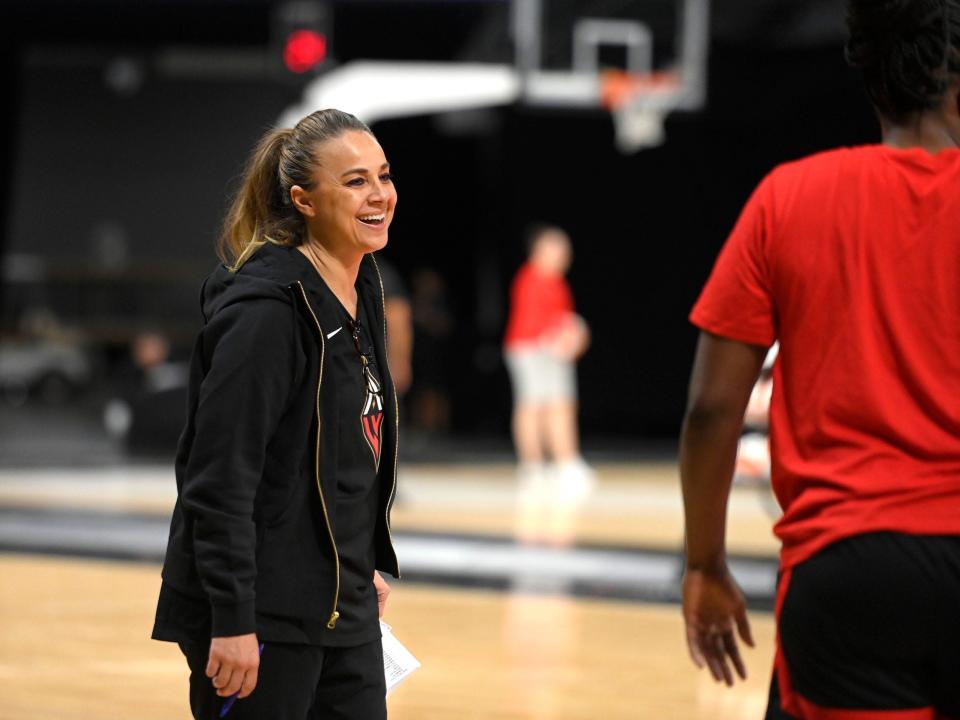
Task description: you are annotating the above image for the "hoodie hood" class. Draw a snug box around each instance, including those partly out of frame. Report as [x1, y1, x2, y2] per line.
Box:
[201, 242, 384, 323]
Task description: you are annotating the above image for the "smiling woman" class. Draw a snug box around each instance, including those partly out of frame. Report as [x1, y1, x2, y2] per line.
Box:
[290, 129, 397, 311]
[152, 108, 401, 720]
[218, 109, 396, 272]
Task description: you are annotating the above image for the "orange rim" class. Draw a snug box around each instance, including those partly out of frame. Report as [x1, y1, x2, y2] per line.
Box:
[600, 69, 679, 110]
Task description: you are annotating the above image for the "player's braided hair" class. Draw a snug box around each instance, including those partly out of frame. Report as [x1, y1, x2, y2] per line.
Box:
[846, 0, 960, 122]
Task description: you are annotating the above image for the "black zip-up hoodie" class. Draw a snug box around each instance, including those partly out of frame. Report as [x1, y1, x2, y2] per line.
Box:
[156, 242, 400, 638]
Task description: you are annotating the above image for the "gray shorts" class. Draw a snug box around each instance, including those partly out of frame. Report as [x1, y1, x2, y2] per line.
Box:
[504, 347, 577, 404]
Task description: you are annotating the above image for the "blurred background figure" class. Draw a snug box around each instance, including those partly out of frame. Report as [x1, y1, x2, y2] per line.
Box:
[103, 330, 188, 456]
[504, 225, 592, 511]
[378, 257, 413, 399]
[408, 268, 453, 440]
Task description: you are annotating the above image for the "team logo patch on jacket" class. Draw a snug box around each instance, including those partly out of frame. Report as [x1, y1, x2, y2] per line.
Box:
[361, 366, 384, 470]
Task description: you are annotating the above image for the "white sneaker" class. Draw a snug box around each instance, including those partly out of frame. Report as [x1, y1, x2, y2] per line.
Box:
[553, 457, 596, 505]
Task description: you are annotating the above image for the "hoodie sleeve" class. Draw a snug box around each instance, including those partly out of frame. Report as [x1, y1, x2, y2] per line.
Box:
[180, 296, 297, 637]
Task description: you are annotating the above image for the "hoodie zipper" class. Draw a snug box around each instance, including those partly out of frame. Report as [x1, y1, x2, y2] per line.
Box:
[371, 258, 402, 577]
[294, 281, 341, 629]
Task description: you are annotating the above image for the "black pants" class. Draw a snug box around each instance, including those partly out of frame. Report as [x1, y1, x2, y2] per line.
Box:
[180, 639, 387, 720]
[765, 532, 960, 719]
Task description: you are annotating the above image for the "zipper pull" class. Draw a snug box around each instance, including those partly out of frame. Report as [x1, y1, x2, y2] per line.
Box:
[326, 611, 340, 629]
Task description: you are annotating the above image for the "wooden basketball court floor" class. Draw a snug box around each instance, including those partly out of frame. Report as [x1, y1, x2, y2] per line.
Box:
[0, 462, 782, 719]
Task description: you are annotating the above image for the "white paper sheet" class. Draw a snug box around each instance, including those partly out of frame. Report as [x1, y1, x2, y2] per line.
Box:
[381, 621, 421, 696]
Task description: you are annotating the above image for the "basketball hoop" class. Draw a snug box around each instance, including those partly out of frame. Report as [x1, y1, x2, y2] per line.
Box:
[601, 69, 679, 152]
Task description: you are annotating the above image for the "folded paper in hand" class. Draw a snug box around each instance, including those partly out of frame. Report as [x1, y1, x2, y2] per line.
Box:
[381, 621, 421, 696]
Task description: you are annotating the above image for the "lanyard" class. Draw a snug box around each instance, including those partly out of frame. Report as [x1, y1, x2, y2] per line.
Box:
[348, 299, 381, 396]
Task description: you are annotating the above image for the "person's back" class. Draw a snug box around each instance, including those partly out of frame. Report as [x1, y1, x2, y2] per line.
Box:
[678, 2, 960, 717]
[693, 145, 960, 567]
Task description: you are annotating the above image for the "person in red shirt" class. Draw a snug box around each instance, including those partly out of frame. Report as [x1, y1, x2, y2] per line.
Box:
[679, 1, 960, 717]
[504, 224, 593, 501]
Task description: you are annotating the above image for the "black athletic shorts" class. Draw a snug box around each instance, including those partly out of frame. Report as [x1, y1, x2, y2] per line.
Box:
[765, 532, 960, 720]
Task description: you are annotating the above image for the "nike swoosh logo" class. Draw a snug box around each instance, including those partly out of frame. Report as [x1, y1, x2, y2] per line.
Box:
[326, 327, 343, 340]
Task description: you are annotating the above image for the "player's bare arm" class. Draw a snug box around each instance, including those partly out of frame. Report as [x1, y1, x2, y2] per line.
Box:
[679, 331, 767, 685]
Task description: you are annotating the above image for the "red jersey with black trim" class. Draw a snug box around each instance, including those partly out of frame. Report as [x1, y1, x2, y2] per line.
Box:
[691, 145, 960, 571]
[504, 262, 574, 348]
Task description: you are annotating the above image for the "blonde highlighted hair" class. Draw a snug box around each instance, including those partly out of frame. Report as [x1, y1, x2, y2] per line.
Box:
[218, 109, 373, 270]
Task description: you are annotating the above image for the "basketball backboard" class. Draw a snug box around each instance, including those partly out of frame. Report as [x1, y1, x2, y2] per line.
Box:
[512, 0, 710, 150]
[280, 0, 710, 153]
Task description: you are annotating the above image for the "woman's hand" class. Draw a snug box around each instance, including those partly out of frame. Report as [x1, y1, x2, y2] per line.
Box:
[206, 633, 261, 699]
[682, 564, 754, 686]
[374, 571, 391, 618]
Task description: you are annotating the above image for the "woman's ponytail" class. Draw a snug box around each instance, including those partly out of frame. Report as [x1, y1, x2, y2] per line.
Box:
[218, 128, 294, 270]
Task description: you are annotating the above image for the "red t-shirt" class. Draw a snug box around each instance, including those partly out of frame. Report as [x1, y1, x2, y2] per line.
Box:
[691, 145, 960, 571]
[504, 262, 574, 348]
